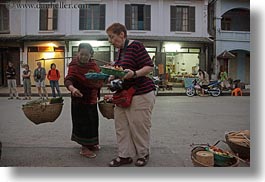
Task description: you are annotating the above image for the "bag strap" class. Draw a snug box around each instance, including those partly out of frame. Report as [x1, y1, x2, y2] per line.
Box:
[118, 39, 129, 62]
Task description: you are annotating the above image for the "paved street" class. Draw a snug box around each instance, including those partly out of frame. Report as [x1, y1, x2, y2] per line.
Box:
[0, 96, 250, 167]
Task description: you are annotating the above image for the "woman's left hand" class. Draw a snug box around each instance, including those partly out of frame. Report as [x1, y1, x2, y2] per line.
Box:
[123, 69, 134, 79]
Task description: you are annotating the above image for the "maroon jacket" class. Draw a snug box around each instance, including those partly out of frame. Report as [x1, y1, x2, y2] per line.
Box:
[65, 58, 103, 104]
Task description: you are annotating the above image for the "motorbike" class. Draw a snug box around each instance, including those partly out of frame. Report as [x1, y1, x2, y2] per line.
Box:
[186, 79, 222, 97]
[152, 76, 160, 96]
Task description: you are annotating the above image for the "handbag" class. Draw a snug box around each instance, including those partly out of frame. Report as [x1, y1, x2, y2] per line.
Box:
[112, 87, 136, 107]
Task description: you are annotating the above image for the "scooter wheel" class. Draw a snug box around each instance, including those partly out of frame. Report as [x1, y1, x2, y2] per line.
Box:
[186, 88, 195, 97]
[211, 87, 221, 97]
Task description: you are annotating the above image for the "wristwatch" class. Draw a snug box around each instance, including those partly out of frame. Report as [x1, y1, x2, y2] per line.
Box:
[133, 70, 137, 78]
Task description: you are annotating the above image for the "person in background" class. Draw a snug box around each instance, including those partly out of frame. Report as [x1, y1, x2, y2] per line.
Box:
[166, 68, 171, 82]
[64, 43, 103, 158]
[6, 61, 20, 100]
[22, 64, 31, 100]
[47, 63, 61, 98]
[106, 23, 156, 167]
[198, 69, 209, 96]
[33, 62, 48, 99]
[219, 67, 231, 90]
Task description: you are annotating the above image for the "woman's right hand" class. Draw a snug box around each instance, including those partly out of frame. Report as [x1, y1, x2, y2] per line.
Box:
[69, 86, 83, 97]
[108, 75, 115, 82]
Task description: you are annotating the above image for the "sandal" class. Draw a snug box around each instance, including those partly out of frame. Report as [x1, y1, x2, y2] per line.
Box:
[109, 157, 133, 167]
[80, 147, 96, 158]
[87, 145, 101, 151]
[135, 155, 149, 167]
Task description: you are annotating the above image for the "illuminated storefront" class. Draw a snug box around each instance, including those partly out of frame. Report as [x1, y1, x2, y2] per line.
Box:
[25, 41, 65, 86]
[20, 38, 210, 88]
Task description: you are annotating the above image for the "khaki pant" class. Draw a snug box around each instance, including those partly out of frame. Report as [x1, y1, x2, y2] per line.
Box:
[114, 91, 155, 158]
[23, 79, 31, 97]
[7, 79, 18, 98]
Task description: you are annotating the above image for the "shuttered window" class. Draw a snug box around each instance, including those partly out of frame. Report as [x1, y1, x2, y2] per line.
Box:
[39, 8, 58, 31]
[0, 4, 9, 32]
[125, 4, 151, 31]
[170, 6, 195, 32]
[79, 4, 105, 30]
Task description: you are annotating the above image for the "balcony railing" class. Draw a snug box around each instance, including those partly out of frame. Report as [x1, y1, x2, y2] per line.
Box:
[216, 30, 250, 42]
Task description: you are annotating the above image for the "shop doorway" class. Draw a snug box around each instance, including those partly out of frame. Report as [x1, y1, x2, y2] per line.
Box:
[27, 46, 65, 86]
[0, 48, 20, 86]
[165, 51, 199, 85]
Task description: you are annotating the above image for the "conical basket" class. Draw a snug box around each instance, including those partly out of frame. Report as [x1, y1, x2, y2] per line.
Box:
[98, 100, 114, 119]
[22, 103, 63, 125]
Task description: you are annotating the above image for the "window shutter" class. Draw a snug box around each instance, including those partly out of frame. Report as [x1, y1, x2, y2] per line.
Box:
[189, 6, 195, 32]
[144, 5, 151, 30]
[53, 8, 58, 30]
[99, 4, 105, 30]
[87, 5, 92, 30]
[79, 8, 85, 30]
[39, 9, 47, 30]
[3, 6, 9, 31]
[170, 6, 176, 31]
[125, 4, 132, 30]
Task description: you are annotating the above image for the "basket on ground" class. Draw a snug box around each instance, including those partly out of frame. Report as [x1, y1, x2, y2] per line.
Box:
[225, 131, 250, 159]
[191, 146, 239, 167]
[22, 103, 63, 125]
[98, 100, 114, 119]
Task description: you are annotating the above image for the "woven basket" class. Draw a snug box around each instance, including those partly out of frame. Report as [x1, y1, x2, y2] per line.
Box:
[98, 100, 114, 119]
[22, 103, 63, 125]
[225, 133, 250, 159]
[191, 146, 239, 167]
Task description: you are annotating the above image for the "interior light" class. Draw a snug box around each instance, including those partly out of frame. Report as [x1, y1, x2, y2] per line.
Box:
[78, 40, 106, 47]
[47, 42, 58, 47]
[165, 43, 181, 52]
[43, 52, 55, 59]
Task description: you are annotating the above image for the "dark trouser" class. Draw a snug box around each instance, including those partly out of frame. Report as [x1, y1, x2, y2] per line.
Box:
[71, 102, 99, 147]
[50, 80, 61, 97]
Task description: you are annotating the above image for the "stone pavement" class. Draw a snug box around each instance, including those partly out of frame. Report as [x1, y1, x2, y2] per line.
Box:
[0, 96, 250, 167]
[1, 146, 183, 167]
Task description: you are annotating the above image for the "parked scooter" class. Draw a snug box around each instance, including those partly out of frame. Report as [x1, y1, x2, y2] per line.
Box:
[153, 76, 160, 96]
[186, 79, 222, 97]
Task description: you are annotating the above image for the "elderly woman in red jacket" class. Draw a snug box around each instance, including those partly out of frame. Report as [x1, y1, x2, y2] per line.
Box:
[65, 43, 103, 158]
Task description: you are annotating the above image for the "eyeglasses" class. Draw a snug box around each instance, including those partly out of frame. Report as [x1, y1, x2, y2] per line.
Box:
[108, 34, 117, 40]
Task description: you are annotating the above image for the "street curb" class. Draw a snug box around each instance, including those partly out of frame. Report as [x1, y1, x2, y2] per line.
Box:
[0, 92, 250, 97]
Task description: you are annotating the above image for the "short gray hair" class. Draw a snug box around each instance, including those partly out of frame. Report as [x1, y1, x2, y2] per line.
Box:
[78, 43, 94, 56]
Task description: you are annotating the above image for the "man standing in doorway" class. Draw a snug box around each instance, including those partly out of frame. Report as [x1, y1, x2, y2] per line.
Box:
[33, 62, 48, 99]
[6, 61, 20, 100]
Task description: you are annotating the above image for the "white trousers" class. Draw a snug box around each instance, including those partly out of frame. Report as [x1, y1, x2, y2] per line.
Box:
[114, 91, 155, 158]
